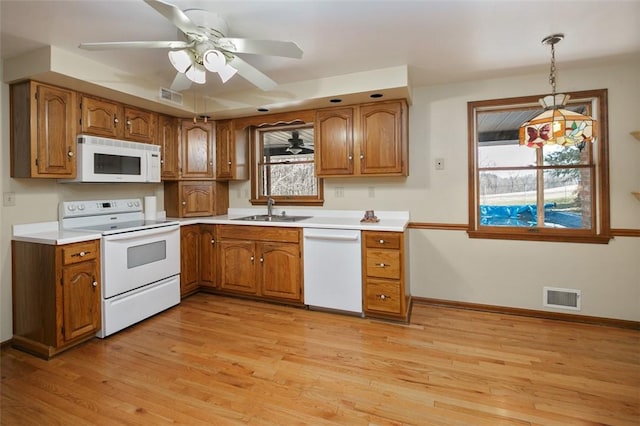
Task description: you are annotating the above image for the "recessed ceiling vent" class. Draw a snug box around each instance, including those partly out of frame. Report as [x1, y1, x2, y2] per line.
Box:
[543, 286, 581, 311]
[159, 87, 183, 105]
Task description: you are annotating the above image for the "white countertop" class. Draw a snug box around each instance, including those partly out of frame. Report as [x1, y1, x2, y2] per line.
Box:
[12, 209, 409, 245]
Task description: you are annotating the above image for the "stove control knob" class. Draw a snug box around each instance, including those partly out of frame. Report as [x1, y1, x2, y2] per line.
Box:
[127, 202, 133, 207]
[78, 204, 85, 211]
[134, 201, 140, 207]
[67, 204, 76, 211]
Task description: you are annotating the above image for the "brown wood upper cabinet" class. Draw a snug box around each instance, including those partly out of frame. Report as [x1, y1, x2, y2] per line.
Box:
[180, 120, 215, 179]
[215, 119, 249, 180]
[164, 181, 229, 218]
[79, 95, 157, 143]
[157, 114, 180, 180]
[10, 81, 77, 178]
[315, 99, 408, 177]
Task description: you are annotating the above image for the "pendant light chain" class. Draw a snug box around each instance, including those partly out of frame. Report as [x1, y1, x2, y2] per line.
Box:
[549, 41, 557, 96]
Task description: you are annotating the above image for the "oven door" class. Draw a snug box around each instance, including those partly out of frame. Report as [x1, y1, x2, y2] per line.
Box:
[102, 224, 180, 299]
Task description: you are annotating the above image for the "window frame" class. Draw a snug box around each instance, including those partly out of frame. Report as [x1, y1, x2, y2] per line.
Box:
[250, 122, 324, 206]
[467, 89, 611, 243]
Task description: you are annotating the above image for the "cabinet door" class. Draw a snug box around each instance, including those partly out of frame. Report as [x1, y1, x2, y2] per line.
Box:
[359, 101, 406, 175]
[181, 182, 214, 217]
[60, 260, 100, 343]
[180, 225, 200, 296]
[35, 83, 77, 177]
[215, 119, 234, 179]
[315, 108, 355, 176]
[158, 114, 180, 180]
[80, 96, 122, 138]
[124, 106, 157, 143]
[219, 240, 258, 294]
[181, 121, 214, 178]
[259, 242, 301, 301]
[200, 224, 217, 288]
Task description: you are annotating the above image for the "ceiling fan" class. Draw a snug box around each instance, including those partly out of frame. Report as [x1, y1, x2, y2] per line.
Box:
[78, 0, 303, 91]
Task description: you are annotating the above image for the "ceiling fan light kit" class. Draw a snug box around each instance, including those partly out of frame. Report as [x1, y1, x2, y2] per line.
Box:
[78, 0, 303, 92]
[168, 49, 193, 73]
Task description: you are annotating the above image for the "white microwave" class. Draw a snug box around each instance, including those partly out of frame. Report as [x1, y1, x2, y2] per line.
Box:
[61, 135, 161, 183]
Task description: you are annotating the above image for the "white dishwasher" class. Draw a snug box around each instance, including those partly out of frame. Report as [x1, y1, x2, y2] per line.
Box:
[303, 228, 363, 314]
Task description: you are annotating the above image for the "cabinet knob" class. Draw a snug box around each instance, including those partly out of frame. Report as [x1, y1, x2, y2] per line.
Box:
[360, 154, 364, 160]
[161, 160, 164, 164]
[228, 161, 232, 165]
[92, 281, 98, 287]
[260, 257, 264, 263]
[79, 251, 86, 257]
[376, 263, 386, 268]
[379, 239, 385, 244]
[67, 150, 74, 157]
[250, 256, 255, 263]
[348, 155, 353, 160]
[211, 239, 215, 244]
[114, 116, 119, 125]
[182, 201, 186, 206]
[378, 294, 389, 300]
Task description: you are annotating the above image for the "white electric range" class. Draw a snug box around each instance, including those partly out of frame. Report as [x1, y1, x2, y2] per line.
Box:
[60, 198, 181, 338]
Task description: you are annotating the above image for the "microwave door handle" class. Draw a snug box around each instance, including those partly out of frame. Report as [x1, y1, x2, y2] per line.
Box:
[103, 225, 179, 241]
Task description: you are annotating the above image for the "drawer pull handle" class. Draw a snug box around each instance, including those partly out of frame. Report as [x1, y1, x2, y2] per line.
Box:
[376, 263, 386, 268]
[377, 294, 390, 301]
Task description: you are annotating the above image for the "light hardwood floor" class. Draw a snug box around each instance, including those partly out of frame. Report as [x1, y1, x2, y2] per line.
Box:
[2, 294, 639, 425]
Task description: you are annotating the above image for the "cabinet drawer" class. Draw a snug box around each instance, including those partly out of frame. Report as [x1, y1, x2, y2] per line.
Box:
[61, 241, 99, 265]
[365, 279, 401, 314]
[365, 249, 400, 279]
[364, 232, 401, 249]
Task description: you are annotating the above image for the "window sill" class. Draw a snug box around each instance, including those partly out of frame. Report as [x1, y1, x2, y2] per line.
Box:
[467, 230, 612, 244]
[250, 198, 324, 207]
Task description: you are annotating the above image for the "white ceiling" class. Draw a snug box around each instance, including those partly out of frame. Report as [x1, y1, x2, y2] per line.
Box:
[2, 0, 639, 117]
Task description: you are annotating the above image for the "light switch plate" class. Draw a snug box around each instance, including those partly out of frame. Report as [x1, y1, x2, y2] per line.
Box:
[3, 192, 16, 207]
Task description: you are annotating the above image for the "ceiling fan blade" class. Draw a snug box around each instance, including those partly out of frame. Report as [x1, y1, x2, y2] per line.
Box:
[143, 0, 203, 37]
[218, 38, 303, 59]
[79, 41, 193, 50]
[170, 72, 192, 91]
[228, 56, 278, 91]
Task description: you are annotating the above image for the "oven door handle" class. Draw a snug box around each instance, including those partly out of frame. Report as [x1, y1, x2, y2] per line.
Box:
[102, 224, 180, 241]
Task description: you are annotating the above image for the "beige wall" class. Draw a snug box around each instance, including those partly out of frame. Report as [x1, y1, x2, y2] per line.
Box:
[1, 57, 638, 342]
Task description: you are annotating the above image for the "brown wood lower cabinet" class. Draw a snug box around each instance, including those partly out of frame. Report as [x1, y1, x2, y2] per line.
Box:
[217, 225, 303, 304]
[362, 230, 410, 321]
[11, 239, 101, 359]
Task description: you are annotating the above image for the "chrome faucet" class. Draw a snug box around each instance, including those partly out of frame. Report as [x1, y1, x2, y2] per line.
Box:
[267, 196, 275, 217]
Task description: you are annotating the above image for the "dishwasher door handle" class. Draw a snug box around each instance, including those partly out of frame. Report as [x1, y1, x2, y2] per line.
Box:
[304, 234, 360, 242]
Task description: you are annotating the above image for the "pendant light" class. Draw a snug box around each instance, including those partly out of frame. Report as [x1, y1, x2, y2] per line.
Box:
[519, 34, 597, 148]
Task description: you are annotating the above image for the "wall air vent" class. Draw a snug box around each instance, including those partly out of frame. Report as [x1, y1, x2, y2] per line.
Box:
[543, 286, 581, 311]
[159, 87, 183, 105]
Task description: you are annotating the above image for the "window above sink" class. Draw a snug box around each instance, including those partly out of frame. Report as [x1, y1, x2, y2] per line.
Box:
[250, 122, 324, 206]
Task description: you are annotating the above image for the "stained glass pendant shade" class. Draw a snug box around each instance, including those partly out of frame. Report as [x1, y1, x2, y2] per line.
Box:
[519, 34, 597, 148]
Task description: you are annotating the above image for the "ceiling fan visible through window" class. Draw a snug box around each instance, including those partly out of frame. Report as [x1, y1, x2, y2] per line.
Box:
[78, 0, 303, 91]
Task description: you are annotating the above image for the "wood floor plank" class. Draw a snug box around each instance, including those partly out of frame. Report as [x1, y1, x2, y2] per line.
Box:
[2, 293, 639, 425]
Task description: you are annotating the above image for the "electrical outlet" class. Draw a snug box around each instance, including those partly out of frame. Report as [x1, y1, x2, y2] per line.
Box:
[368, 186, 376, 198]
[335, 187, 344, 198]
[3, 192, 16, 207]
[435, 158, 445, 170]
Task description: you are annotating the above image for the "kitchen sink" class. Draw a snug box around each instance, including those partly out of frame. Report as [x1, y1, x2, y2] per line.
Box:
[232, 214, 312, 223]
